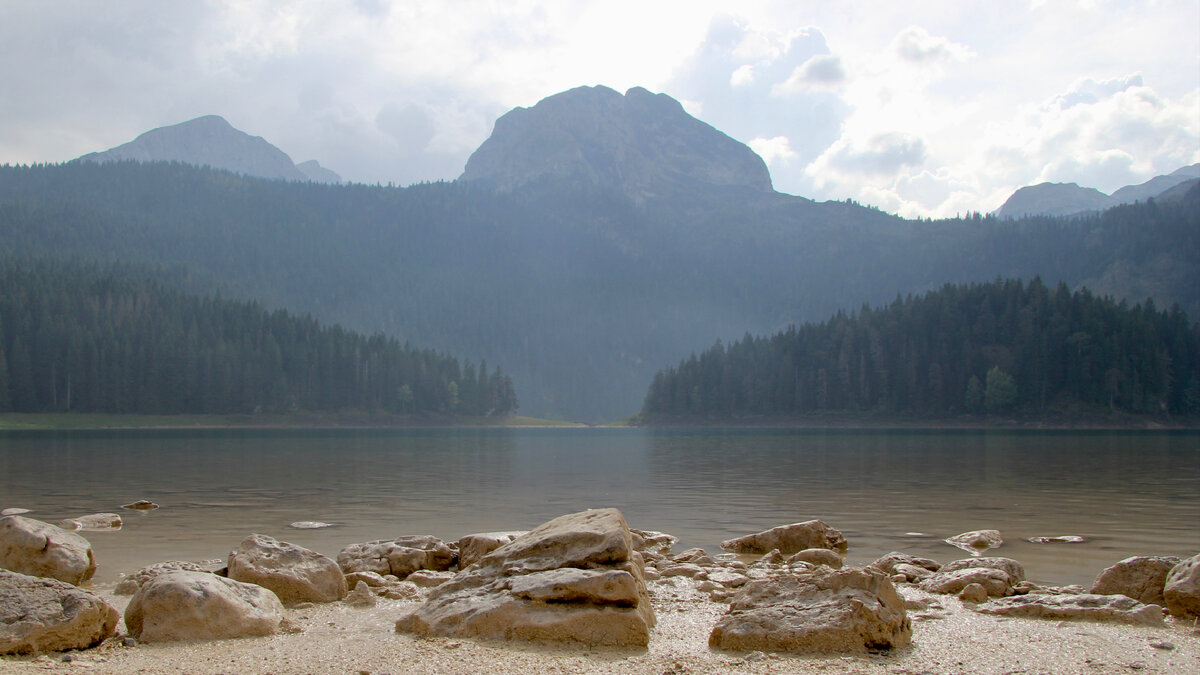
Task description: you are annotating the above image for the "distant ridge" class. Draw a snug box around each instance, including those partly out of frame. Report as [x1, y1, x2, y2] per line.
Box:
[77, 115, 340, 183]
[459, 85, 772, 199]
[995, 163, 1200, 218]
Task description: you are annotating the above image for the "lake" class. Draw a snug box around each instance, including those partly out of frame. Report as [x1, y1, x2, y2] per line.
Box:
[1, 427, 1197, 587]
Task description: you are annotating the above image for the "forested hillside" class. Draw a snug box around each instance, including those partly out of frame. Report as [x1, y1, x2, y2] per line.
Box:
[0, 260, 516, 416]
[642, 278, 1200, 420]
[0, 161, 1196, 421]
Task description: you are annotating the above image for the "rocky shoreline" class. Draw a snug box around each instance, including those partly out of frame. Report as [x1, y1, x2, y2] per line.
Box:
[2, 510, 1198, 674]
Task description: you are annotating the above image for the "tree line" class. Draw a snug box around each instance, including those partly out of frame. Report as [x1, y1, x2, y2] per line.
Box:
[0, 259, 517, 416]
[642, 278, 1200, 419]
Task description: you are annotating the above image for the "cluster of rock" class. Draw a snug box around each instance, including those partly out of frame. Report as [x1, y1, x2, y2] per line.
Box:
[2, 509, 1200, 659]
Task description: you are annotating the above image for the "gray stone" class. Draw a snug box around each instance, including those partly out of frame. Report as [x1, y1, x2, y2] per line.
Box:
[709, 566, 910, 653]
[1090, 556, 1181, 608]
[114, 561, 209, 595]
[396, 508, 655, 647]
[338, 535, 456, 579]
[228, 534, 347, 604]
[721, 520, 847, 555]
[0, 569, 119, 654]
[941, 556, 1025, 582]
[125, 570, 285, 642]
[1163, 554, 1200, 618]
[0, 516, 96, 585]
[920, 567, 1015, 597]
[974, 593, 1164, 626]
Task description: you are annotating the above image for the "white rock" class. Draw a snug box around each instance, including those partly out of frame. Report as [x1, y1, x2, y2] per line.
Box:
[1027, 535, 1085, 543]
[288, 521, 333, 529]
[920, 567, 1015, 597]
[227, 534, 347, 604]
[786, 548, 843, 569]
[975, 593, 1164, 626]
[125, 570, 285, 642]
[708, 566, 910, 653]
[406, 569, 455, 588]
[721, 520, 847, 555]
[1090, 555, 1181, 608]
[396, 508, 655, 647]
[941, 556, 1026, 582]
[944, 529, 1003, 554]
[456, 531, 524, 569]
[0, 569, 119, 654]
[1163, 553, 1200, 618]
[0, 509, 31, 517]
[343, 580, 378, 608]
[114, 560, 210, 595]
[338, 535, 456, 579]
[0, 516, 96, 585]
[869, 552, 941, 575]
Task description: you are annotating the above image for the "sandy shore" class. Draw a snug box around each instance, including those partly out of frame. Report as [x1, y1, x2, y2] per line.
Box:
[2, 575, 1197, 675]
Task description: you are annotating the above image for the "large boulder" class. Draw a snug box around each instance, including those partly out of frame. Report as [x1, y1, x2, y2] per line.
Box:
[1090, 556, 1181, 607]
[396, 508, 655, 647]
[720, 520, 847, 555]
[455, 531, 525, 570]
[0, 570, 119, 654]
[708, 566, 911, 653]
[338, 535, 456, 579]
[114, 560, 211, 595]
[124, 570, 284, 642]
[974, 593, 1164, 626]
[228, 534, 347, 604]
[1163, 554, 1200, 618]
[0, 516, 96, 585]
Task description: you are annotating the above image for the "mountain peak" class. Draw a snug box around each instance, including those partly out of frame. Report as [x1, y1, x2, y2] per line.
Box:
[77, 115, 315, 182]
[459, 85, 773, 198]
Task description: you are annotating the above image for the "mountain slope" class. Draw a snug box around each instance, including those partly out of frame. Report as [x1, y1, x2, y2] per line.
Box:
[77, 115, 321, 182]
[995, 182, 1116, 219]
[460, 85, 772, 199]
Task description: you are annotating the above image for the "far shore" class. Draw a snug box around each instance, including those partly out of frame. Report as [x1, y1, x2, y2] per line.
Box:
[0, 412, 589, 431]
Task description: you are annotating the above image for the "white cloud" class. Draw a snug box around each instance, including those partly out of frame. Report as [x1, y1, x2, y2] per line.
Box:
[748, 136, 797, 166]
[772, 55, 846, 95]
[730, 64, 755, 87]
[890, 26, 972, 65]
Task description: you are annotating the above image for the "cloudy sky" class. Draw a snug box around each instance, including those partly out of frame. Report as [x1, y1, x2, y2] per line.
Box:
[2, 0, 1197, 217]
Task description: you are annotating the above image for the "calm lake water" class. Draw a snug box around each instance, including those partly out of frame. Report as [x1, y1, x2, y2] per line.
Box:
[1, 427, 1197, 587]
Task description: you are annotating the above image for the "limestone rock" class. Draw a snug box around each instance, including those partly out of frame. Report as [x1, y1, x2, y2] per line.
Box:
[58, 513, 122, 531]
[228, 534, 347, 604]
[125, 570, 285, 642]
[396, 508, 655, 647]
[343, 581, 377, 608]
[708, 566, 911, 654]
[0, 509, 31, 517]
[0, 516, 96, 585]
[720, 520, 847, 555]
[1090, 556, 1181, 608]
[869, 552, 941, 576]
[114, 561, 209, 595]
[958, 583, 989, 604]
[288, 521, 333, 530]
[630, 529, 678, 554]
[338, 535, 456, 579]
[0, 569, 119, 654]
[786, 548, 843, 569]
[944, 529, 1003, 554]
[1027, 535, 1085, 544]
[974, 593, 1164, 626]
[920, 567, 1015, 597]
[406, 570, 454, 588]
[456, 531, 524, 569]
[1163, 554, 1200, 618]
[941, 557, 1026, 582]
[891, 563, 935, 583]
[660, 563, 706, 579]
[121, 500, 159, 511]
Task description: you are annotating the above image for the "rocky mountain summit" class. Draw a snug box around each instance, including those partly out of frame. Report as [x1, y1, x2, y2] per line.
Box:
[77, 115, 340, 184]
[458, 85, 773, 199]
[995, 163, 1200, 219]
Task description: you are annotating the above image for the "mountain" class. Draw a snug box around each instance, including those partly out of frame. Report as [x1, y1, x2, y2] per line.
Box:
[77, 115, 335, 183]
[1111, 163, 1200, 203]
[6, 87, 1199, 422]
[996, 163, 1200, 218]
[995, 182, 1116, 219]
[459, 85, 772, 199]
[296, 159, 341, 184]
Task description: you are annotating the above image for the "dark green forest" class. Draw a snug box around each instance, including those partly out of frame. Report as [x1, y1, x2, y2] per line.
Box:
[1, 160, 1197, 421]
[0, 260, 517, 416]
[642, 278, 1200, 419]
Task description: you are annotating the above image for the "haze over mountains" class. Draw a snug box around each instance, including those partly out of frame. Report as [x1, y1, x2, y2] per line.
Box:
[77, 115, 341, 184]
[995, 164, 1200, 219]
[5, 86, 1198, 422]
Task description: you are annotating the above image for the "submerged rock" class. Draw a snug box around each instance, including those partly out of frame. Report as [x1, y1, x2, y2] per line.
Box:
[396, 508, 655, 647]
[125, 570, 285, 642]
[58, 513, 122, 531]
[0, 569, 119, 654]
[121, 500, 160, 511]
[1027, 535, 1085, 544]
[288, 521, 333, 529]
[944, 529, 1003, 554]
[0, 516, 96, 585]
[720, 520, 847, 555]
[709, 566, 910, 654]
